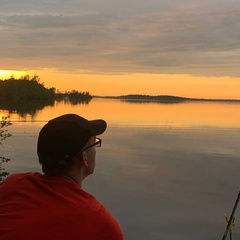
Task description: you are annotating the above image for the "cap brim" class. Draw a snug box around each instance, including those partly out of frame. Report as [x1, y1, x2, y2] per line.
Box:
[89, 119, 107, 136]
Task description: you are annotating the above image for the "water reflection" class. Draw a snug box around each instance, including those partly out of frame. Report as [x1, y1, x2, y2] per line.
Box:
[1, 99, 240, 239]
[56, 98, 92, 105]
[0, 98, 54, 118]
[0, 98, 240, 128]
[0, 98, 91, 120]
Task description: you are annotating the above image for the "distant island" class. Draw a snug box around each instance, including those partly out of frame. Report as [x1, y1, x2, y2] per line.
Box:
[94, 94, 240, 103]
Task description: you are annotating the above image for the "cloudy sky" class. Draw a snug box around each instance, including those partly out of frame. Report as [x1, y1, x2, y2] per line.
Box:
[0, 0, 240, 98]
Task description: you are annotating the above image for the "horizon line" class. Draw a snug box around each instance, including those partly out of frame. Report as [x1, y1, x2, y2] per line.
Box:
[92, 94, 240, 102]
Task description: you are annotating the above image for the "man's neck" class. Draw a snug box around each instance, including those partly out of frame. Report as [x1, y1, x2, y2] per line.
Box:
[63, 175, 80, 186]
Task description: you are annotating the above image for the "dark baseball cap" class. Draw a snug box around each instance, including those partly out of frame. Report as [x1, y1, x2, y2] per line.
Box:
[37, 114, 107, 161]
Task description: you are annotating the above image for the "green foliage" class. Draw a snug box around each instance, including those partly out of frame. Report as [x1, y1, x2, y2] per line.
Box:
[0, 75, 56, 100]
[0, 116, 12, 182]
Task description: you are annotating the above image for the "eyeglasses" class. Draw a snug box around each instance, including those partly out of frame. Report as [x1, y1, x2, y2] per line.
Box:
[81, 137, 102, 152]
[65, 138, 102, 160]
[63, 138, 102, 163]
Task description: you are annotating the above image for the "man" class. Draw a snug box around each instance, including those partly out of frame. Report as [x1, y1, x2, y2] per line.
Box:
[0, 114, 124, 240]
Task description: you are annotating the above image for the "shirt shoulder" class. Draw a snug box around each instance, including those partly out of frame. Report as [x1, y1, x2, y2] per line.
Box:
[1, 172, 40, 185]
[69, 189, 124, 239]
[89, 200, 124, 240]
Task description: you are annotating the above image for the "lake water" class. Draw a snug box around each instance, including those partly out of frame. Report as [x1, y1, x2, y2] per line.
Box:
[1, 98, 240, 240]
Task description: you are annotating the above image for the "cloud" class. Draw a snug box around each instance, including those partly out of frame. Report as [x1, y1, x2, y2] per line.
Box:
[0, 0, 240, 76]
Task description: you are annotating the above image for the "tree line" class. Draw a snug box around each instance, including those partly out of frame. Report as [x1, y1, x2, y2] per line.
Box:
[56, 90, 92, 101]
[0, 75, 55, 100]
[0, 75, 92, 101]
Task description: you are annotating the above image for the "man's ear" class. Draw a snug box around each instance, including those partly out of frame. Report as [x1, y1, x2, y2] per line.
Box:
[81, 151, 88, 166]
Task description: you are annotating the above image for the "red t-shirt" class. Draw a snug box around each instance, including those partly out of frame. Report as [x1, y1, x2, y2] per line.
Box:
[0, 172, 124, 240]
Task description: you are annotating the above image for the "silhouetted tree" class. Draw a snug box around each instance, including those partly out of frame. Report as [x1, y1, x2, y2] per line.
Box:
[0, 75, 56, 100]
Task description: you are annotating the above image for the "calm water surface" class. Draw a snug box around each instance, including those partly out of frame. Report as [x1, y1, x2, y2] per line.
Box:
[1, 98, 240, 240]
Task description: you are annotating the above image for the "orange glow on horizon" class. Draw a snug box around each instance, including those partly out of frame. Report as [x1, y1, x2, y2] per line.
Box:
[1, 69, 240, 99]
[37, 69, 240, 99]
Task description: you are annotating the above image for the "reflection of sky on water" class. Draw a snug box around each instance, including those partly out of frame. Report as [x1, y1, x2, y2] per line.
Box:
[88, 126, 240, 240]
[1, 100, 240, 239]
[1, 98, 240, 128]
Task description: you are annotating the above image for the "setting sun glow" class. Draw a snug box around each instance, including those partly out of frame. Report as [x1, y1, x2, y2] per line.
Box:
[1, 69, 240, 99]
[0, 70, 30, 79]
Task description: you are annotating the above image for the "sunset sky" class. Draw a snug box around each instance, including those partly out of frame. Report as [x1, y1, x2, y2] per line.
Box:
[0, 0, 240, 99]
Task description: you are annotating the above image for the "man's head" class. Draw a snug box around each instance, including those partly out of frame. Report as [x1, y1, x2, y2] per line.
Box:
[37, 114, 107, 175]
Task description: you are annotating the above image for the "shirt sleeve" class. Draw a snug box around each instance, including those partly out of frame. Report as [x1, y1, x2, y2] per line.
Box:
[95, 207, 124, 240]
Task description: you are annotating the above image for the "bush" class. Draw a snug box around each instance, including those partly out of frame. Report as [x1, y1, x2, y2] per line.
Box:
[0, 116, 12, 182]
